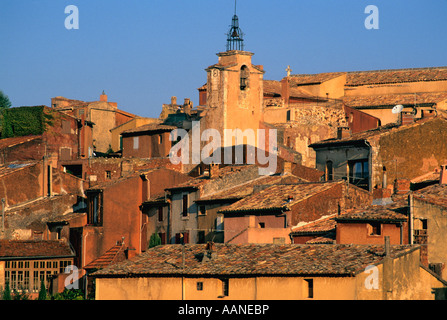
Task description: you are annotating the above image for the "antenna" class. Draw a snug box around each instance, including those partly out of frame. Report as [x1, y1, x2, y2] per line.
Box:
[234, 0, 237, 15]
[392, 104, 404, 114]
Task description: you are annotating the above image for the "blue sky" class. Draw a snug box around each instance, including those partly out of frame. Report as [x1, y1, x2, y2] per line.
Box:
[1, 0, 446, 118]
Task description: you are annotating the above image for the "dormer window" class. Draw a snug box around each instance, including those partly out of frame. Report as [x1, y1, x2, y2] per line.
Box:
[240, 65, 249, 90]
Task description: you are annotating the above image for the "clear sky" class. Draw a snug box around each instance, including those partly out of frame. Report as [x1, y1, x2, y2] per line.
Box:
[1, 0, 446, 118]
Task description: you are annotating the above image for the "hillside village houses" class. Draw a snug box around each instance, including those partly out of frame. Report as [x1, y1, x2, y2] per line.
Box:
[1, 11, 447, 300]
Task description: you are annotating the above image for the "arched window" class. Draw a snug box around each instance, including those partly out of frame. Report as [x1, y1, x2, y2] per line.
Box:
[240, 65, 249, 90]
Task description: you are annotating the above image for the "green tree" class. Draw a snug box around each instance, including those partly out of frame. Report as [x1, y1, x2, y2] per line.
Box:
[0, 90, 11, 110]
[2, 282, 11, 300]
[37, 280, 47, 300]
[148, 233, 161, 248]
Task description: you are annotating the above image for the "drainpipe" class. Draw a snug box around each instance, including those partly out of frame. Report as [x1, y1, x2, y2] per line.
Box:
[409, 194, 414, 245]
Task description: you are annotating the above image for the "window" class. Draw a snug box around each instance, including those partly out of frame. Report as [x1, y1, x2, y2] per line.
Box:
[326, 160, 333, 181]
[348, 159, 369, 190]
[133, 136, 139, 150]
[105, 171, 111, 179]
[158, 207, 163, 222]
[198, 231, 205, 244]
[158, 134, 163, 144]
[197, 282, 203, 291]
[304, 279, 314, 298]
[199, 205, 207, 216]
[240, 65, 249, 90]
[367, 222, 381, 236]
[87, 191, 103, 226]
[5, 259, 72, 293]
[182, 194, 188, 217]
[215, 215, 224, 232]
[221, 278, 229, 297]
[258, 222, 265, 228]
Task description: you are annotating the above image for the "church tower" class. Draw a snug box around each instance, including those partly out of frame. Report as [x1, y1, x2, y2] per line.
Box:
[203, 6, 265, 148]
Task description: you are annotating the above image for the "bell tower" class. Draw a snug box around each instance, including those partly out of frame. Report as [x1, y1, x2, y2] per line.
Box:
[204, 3, 265, 148]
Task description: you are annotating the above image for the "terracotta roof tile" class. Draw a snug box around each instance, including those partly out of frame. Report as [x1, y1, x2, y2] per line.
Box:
[84, 242, 126, 270]
[413, 184, 447, 208]
[121, 123, 177, 135]
[288, 72, 346, 86]
[291, 214, 337, 235]
[91, 243, 418, 277]
[219, 181, 343, 214]
[335, 206, 407, 222]
[0, 135, 41, 150]
[0, 240, 74, 259]
[197, 174, 306, 202]
[344, 92, 447, 108]
[310, 116, 447, 148]
[346, 67, 447, 86]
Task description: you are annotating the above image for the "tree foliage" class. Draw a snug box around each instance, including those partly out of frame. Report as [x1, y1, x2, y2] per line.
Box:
[0, 90, 11, 110]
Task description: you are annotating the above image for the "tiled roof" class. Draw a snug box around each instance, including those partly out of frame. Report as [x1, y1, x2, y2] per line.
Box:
[121, 123, 177, 135]
[168, 165, 257, 191]
[346, 67, 447, 86]
[91, 243, 418, 278]
[344, 92, 447, 108]
[0, 162, 37, 178]
[197, 174, 306, 202]
[306, 236, 335, 244]
[0, 135, 41, 150]
[218, 181, 343, 214]
[413, 183, 447, 208]
[84, 242, 126, 270]
[291, 214, 337, 235]
[0, 240, 75, 259]
[288, 72, 346, 86]
[335, 206, 407, 222]
[310, 116, 447, 148]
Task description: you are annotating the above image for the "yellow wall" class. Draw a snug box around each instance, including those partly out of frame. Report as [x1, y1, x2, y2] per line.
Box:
[110, 117, 159, 152]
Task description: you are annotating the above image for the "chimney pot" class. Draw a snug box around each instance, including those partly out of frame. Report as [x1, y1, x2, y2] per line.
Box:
[440, 165, 447, 185]
[384, 236, 391, 257]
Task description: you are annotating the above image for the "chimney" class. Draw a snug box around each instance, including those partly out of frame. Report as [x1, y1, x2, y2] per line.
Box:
[393, 179, 411, 195]
[100, 90, 108, 102]
[283, 161, 292, 175]
[440, 165, 447, 185]
[337, 127, 351, 139]
[125, 247, 136, 260]
[209, 163, 219, 179]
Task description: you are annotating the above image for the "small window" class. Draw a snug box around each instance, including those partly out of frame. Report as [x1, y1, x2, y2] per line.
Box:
[182, 194, 188, 217]
[197, 282, 203, 291]
[158, 207, 163, 222]
[304, 279, 313, 298]
[368, 222, 381, 236]
[133, 136, 139, 150]
[221, 278, 229, 297]
[199, 205, 206, 216]
[158, 134, 163, 144]
[326, 160, 333, 181]
[105, 171, 111, 179]
[240, 65, 249, 90]
[258, 222, 265, 228]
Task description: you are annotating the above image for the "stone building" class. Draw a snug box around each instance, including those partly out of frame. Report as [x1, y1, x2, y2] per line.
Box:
[51, 92, 136, 154]
[309, 116, 447, 192]
[92, 242, 446, 300]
